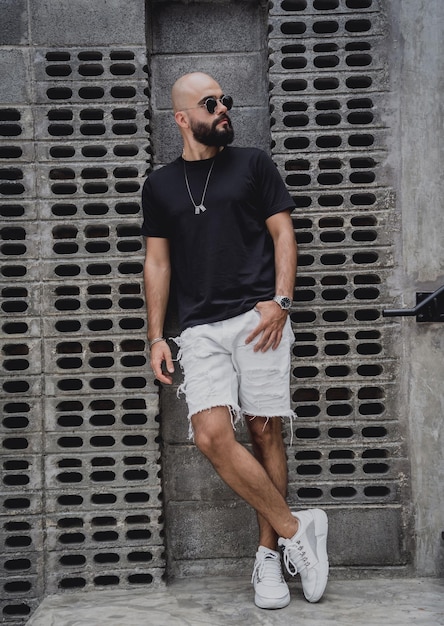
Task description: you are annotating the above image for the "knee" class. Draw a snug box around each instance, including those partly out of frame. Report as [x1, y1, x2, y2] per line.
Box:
[247, 416, 283, 450]
[193, 427, 216, 457]
[193, 419, 233, 460]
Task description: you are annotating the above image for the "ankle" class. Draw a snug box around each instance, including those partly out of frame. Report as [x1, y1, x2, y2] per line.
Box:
[258, 541, 278, 552]
[281, 516, 299, 540]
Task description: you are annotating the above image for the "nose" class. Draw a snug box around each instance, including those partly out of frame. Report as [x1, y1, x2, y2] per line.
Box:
[215, 98, 227, 114]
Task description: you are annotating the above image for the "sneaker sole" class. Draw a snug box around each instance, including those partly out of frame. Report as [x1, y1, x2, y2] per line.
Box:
[305, 508, 329, 603]
[254, 590, 291, 610]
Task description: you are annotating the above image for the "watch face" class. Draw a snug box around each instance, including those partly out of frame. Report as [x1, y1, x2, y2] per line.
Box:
[281, 297, 291, 310]
[275, 296, 291, 310]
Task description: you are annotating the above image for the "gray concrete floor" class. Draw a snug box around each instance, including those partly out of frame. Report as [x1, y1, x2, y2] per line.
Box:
[27, 576, 444, 626]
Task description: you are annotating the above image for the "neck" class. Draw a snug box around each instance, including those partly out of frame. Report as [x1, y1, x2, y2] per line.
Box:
[181, 143, 222, 162]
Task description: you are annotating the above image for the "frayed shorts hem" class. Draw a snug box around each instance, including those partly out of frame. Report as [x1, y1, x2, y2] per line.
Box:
[184, 400, 296, 444]
[181, 401, 242, 441]
[244, 410, 296, 445]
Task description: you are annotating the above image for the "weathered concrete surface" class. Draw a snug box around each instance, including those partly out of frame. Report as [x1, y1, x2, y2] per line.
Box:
[26, 577, 444, 626]
[30, 0, 146, 46]
[0, 49, 29, 103]
[0, 0, 28, 45]
[389, 0, 444, 576]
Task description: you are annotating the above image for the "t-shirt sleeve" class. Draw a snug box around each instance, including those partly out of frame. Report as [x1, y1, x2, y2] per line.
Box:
[255, 150, 295, 219]
[140, 175, 169, 238]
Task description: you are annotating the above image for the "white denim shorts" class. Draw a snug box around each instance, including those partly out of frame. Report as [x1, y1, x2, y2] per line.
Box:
[174, 308, 295, 439]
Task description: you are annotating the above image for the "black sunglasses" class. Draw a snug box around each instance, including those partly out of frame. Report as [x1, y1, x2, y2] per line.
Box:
[184, 95, 233, 114]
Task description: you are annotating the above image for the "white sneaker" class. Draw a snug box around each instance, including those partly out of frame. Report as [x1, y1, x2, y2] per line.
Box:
[278, 508, 329, 603]
[251, 546, 290, 609]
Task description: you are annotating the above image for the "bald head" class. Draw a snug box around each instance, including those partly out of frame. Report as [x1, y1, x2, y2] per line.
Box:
[171, 72, 221, 113]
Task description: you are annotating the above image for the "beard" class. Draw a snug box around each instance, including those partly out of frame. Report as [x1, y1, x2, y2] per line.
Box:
[190, 114, 234, 147]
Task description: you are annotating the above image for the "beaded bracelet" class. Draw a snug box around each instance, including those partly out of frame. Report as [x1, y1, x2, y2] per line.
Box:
[149, 337, 166, 348]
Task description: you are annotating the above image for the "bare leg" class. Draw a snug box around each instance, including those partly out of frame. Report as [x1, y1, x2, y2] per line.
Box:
[245, 415, 288, 550]
[191, 406, 298, 539]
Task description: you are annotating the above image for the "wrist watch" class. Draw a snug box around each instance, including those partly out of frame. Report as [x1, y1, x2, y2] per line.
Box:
[273, 295, 292, 311]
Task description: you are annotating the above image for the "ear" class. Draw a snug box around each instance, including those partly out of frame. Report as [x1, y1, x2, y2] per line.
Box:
[174, 111, 189, 128]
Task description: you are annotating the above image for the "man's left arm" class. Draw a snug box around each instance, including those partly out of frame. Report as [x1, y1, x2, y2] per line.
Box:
[245, 210, 297, 352]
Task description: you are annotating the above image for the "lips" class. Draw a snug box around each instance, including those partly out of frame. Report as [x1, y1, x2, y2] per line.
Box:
[214, 115, 231, 129]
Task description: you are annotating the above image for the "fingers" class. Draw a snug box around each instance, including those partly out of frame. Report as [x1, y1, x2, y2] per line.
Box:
[245, 323, 261, 346]
[245, 318, 284, 352]
[245, 301, 287, 352]
[252, 327, 283, 353]
[150, 342, 174, 384]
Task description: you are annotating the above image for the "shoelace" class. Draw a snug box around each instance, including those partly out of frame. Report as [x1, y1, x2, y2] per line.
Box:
[281, 538, 311, 576]
[251, 552, 285, 585]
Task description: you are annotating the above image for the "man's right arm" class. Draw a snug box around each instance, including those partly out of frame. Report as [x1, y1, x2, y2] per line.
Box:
[143, 236, 175, 384]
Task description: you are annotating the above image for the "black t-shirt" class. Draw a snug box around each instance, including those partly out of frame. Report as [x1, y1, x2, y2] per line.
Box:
[141, 146, 294, 331]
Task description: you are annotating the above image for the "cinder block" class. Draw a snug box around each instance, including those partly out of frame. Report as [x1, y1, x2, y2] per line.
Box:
[165, 500, 257, 561]
[150, 1, 265, 54]
[43, 393, 159, 433]
[41, 312, 147, 339]
[327, 506, 409, 566]
[0, 160, 36, 197]
[0, 514, 43, 553]
[0, 573, 43, 600]
[33, 47, 148, 83]
[0, 396, 43, 435]
[0, 337, 41, 377]
[0, 0, 28, 45]
[45, 509, 163, 551]
[0, 50, 29, 104]
[172, 555, 252, 579]
[151, 53, 268, 110]
[45, 485, 163, 514]
[1, 429, 42, 455]
[44, 429, 160, 456]
[44, 371, 157, 398]
[0, 597, 39, 623]
[159, 387, 189, 444]
[268, 35, 387, 73]
[1, 550, 42, 578]
[37, 198, 144, 222]
[36, 162, 146, 200]
[162, 444, 235, 502]
[30, 0, 146, 46]
[44, 449, 161, 493]
[0, 105, 34, 142]
[267, 12, 385, 40]
[1, 454, 43, 493]
[45, 545, 165, 592]
[0, 492, 42, 516]
[45, 564, 165, 594]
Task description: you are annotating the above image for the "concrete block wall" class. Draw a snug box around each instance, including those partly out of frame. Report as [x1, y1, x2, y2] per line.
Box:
[267, 0, 412, 574]
[0, 1, 165, 623]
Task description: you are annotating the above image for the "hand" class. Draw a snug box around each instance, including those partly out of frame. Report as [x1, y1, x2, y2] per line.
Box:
[245, 301, 288, 352]
[150, 340, 174, 384]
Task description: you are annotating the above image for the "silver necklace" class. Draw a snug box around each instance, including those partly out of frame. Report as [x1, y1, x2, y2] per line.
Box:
[183, 158, 216, 215]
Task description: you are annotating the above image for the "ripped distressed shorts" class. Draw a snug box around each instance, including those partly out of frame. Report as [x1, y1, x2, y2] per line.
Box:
[174, 308, 295, 439]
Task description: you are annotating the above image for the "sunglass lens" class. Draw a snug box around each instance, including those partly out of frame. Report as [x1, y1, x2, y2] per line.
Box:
[205, 98, 217, 114]
[222, 95, 233, 111]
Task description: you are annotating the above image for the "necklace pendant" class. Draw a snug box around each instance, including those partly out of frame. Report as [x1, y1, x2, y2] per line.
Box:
[195, 204, 206, 214]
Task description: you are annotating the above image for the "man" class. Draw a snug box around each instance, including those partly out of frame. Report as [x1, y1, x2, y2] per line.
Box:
[141, 72, 329, 609]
